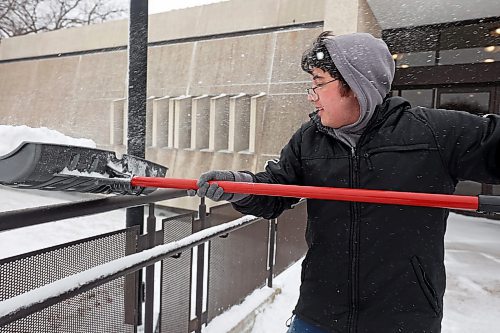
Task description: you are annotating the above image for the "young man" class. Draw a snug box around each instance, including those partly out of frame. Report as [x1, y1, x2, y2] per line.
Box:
[191, 32, 500, 332]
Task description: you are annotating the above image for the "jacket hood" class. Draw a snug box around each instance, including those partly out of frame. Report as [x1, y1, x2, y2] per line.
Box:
[323, 33, 395, 146]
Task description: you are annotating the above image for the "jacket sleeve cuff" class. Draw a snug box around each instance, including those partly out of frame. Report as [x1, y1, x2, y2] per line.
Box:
[232, 171, 253, 183]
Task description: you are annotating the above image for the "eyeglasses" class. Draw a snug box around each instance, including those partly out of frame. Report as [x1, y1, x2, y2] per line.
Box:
[306, 79, 338, 102]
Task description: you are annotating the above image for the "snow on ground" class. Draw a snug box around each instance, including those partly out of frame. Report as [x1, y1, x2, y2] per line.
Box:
[0, 187, 126, 259]
[247, 261, 302, 333]
[441, 214, 500, 332]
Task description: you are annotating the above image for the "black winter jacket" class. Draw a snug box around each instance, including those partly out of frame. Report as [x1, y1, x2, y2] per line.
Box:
[233, 97, 500, 332]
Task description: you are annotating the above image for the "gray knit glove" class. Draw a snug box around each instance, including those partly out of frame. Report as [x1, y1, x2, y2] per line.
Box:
[187, 170, 253, 202]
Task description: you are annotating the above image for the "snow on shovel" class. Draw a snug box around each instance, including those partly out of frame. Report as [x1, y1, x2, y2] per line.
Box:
[1, 142, 499, 213]
[0, 142, 167, 195]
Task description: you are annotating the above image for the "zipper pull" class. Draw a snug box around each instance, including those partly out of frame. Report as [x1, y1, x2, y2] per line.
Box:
[363, 153, 374, 171]
[351, 147, 358, 173]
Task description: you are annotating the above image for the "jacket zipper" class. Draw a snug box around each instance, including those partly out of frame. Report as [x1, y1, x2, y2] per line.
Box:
[347, 146, 360, 333]
[346, 112, 423, 331]
[324, 107, 390, 332]
[347, 125, 373, 332]
[346, 111, 393, 331]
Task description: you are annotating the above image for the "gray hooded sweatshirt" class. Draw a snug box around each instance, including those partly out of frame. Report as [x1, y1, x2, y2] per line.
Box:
[311, 33, 395, 149]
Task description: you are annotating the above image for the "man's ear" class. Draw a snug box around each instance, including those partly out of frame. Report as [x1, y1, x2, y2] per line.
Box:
[342, 88, 356, 99]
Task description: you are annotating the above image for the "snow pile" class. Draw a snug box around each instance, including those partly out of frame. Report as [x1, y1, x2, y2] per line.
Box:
[0, 125, 96, 156]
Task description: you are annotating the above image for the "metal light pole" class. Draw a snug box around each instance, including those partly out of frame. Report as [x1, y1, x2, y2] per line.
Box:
[126, 0, 148, 326]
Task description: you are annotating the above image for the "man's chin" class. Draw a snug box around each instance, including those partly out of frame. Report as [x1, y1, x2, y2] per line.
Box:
[320, 118, 341, 129]
[319, 117, 328, 127]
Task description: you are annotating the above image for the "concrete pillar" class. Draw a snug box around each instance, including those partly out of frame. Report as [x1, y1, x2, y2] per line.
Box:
[191, 95, 210, 150]
[323, 0, 381, 37]
[173, 96, 192, 149]
[145, 96, 156, 148]
[110, 98, 126, 146]
[229, 93, 251, 152]
[249, 93, 267, 153]
[167, 98, 175, 148]
[209, 94, 231, 152]
[152, 96, 170, 148]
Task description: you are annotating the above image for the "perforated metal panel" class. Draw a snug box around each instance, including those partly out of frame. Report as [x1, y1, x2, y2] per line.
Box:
[274, 200, 308, 276]
[0, 228, 138, 333]
[207, 217, 268, 322]
[159, 213, 193, 333]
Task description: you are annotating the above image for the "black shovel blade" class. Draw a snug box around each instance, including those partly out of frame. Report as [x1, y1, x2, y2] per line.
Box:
[0, 142, 167, 195]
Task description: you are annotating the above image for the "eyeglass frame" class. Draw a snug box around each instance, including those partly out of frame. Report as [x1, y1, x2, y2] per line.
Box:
[306, 78, 338, 102]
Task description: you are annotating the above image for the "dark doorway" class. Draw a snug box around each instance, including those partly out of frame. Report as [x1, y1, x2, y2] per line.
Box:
[437, 86, 497, 116]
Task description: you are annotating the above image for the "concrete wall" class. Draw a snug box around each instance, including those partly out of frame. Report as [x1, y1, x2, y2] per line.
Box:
[133, 27, 320, 204]
[0, 0, 325, 60]
[0, 51, 127, 140]
[0, 27, 319, 147]
[324, 0, 382, 36]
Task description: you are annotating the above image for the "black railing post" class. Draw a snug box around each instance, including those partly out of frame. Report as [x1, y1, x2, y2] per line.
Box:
[144, 203, 156, 333]
[126, 0, 148, 160]
[125, 207, 144, 327]
[195, 198, 207, 333]
[126, 0, 149, 325]
[268, 219, 277, 287]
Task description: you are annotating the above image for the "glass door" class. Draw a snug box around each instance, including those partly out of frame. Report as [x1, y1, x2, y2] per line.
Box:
[436, 86, 498, 116]
[437, 86, 500, 195]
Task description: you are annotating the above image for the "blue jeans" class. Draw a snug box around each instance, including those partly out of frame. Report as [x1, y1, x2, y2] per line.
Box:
[287, 316, 329, 333]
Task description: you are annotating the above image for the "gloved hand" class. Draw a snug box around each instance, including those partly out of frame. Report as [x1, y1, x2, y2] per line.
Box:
[187, 170, 253, 202]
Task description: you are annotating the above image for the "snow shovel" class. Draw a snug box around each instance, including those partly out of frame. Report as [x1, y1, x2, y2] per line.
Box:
[1, 142, 499, 213]
[0, 142, 167, 195]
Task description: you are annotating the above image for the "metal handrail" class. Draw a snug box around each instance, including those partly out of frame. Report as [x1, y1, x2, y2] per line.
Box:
[0, 214, 261, 327]
[0, 189, 186, 232]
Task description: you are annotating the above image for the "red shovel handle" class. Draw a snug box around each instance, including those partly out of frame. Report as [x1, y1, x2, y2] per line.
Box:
[131, 176, 481, 211]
